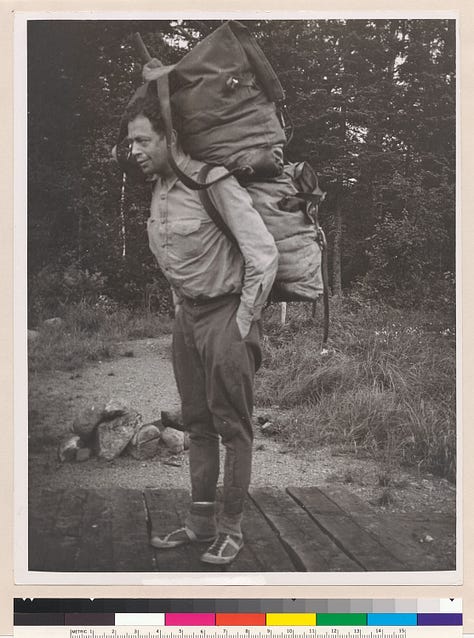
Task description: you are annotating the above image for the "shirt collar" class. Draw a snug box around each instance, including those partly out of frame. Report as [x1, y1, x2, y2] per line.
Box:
[158, 154, 192, 192]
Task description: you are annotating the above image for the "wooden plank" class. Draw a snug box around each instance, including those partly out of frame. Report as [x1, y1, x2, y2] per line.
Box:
[320, 484, 440, 571]
[145, 489, 221, 572]
[110, 489, 156, 572]
[388, 511, 456, 571]
[54, 489, 88, 538]
[28, 489, 63, 571]
[287, 486, 406, 571]
[29, 488, 88, 572]
[48, 488, 88, 571]
[75, 489, 114, 571]
[249, 488, 362, 572]
[226, 497, 296, 572]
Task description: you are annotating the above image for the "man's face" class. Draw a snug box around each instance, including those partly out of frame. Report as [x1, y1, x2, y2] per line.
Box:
[127, 115, 170, 177]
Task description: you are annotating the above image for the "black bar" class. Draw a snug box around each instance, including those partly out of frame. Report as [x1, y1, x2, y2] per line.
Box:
[14, 613, 65, 626]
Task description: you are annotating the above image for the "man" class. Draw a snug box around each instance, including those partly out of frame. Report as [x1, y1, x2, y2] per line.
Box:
[125, 93, 278, 565]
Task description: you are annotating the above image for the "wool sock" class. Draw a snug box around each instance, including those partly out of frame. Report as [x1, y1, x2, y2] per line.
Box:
[185, 502, 217, 537]
[218, 511, 243, 538]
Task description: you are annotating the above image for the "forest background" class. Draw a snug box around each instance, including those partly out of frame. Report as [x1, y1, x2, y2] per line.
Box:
[27, 19, 457, 482]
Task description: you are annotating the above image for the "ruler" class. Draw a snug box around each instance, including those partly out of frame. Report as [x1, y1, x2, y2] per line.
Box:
[13, 627, 462, 638]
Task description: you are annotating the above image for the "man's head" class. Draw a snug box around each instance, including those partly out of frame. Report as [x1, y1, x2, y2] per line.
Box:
[125, 94, 176, 177]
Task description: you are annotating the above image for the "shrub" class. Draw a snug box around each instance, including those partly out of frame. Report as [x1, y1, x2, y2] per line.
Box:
[256, 298, 456, 481]
[28, 261, 106, 325]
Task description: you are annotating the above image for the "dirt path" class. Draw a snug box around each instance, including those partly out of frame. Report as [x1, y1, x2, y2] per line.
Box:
[28, 337, 456, 536]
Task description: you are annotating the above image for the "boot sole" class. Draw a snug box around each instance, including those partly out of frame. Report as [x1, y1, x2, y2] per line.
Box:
[151, 535, 216, 549]
[200, 543, 243, 565]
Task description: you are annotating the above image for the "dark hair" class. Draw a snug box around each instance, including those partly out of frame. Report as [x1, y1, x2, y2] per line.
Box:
[124, 90, 166, 135]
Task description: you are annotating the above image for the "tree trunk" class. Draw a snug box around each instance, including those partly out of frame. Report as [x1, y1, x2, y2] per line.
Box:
[119, 172, 127, 259]
[332, 191, 343, 297]
[78, 208, 83, 262]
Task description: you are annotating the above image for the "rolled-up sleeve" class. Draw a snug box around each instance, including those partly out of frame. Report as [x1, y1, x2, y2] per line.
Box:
[208, 167, 278, 337]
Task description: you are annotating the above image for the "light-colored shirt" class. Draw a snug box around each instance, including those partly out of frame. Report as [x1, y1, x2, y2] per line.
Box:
[146, 156, 278, 337]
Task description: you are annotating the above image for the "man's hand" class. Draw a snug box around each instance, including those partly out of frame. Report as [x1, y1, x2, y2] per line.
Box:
[142, 58, 169, 82]
[236, 306, 252, 340]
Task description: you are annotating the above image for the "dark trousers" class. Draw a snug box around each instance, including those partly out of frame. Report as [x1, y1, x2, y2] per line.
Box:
[172, 295, 262, 527]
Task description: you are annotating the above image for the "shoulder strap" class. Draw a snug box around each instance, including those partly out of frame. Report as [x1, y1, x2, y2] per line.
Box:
[320, 237, 330, 346]
[197, 165, 240, 249]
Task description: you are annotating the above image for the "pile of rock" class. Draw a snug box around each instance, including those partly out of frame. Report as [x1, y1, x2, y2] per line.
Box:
[58, 400, 188, 463]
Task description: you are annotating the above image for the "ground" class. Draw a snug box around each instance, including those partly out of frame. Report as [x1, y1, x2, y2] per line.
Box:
[28, 336, 457, 570]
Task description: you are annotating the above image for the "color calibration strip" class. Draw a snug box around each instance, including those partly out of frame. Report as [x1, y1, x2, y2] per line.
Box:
[117, 612, 461, 626]
[14, 607, 462, 627]
[13, 599, 463, 638]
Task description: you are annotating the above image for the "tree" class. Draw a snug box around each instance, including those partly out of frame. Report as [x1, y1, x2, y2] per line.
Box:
[27, 18, 456, 317]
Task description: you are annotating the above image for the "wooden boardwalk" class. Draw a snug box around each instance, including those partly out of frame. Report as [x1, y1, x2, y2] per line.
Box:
[28, 485, 453, 572]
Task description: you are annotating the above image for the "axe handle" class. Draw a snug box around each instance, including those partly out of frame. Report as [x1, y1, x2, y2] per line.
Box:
[134, 32, 153, 63]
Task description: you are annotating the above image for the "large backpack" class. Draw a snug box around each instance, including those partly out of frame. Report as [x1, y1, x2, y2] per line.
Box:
[117, 21, 288, 188]
[116, 22, 329, 337]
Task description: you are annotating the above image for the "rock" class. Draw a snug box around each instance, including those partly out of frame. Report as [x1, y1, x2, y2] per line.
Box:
[72, 404, 105, 441]
[161, 410, 186, 432]
[58, 435, 82, 462]
[183, 432, 190, 450]
[160, 427, 185, 453]
[43, 317, 64, 328]
[94, 410, 142, 460]
[28, 329, 40, 341]
[102, 398, 129, 421]
[163, 457, 183, 467]
[127, 424, 161, 460]
[76, 447, 91, 462]
[261, 421, 276, 435]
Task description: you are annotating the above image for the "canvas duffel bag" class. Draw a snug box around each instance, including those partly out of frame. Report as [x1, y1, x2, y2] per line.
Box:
[118, 21, 288, 189]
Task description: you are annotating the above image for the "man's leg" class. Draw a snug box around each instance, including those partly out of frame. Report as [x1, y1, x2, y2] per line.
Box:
[194, 297, 262, 559]
[151, 305, 218, 548]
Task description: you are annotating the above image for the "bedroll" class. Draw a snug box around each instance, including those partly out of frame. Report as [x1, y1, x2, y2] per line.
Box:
[198, 162, 326, 303]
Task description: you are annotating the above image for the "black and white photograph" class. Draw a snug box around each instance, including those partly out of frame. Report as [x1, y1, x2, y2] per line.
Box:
[17, 13, 458, 581]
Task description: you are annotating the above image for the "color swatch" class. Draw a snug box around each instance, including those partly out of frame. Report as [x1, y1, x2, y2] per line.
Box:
[13, 599, 462, 628]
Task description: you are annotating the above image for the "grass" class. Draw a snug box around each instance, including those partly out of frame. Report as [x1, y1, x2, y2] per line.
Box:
[256, 298, 456, 482]
[28, 301, 173, 372]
